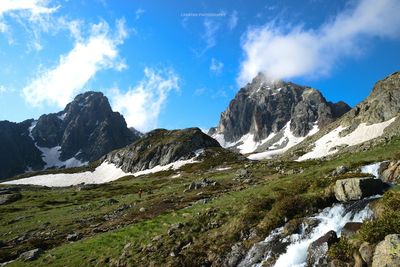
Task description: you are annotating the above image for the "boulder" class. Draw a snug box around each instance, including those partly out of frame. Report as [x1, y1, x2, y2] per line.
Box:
[341, 222, 363, 238]
[334, 178, 388, 202]
[359, 242, 374, 266]
[186, 178, 218, 191]
[372, 234, 400, 267]
[0, 193, 21, 205]
[66, 233, 81, 242]
[19, 248, 43, 261]
[307, 230, 339, 267]
[381, 160, 400, 183]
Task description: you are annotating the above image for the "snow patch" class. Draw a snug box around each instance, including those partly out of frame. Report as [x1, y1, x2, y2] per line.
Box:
[298, 117, 396, 161]
[248, 121, 319, 160]
[2, 162, 131, 187]
[57, 113, 67, 120]
[132, 157, 200, 177]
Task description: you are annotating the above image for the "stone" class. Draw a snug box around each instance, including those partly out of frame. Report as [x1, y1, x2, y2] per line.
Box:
[0, 193, 21, 205]
[66, 233, 81, 242]
[139, 207, 146, 212]
[334, 177, 388, 202]
[372, 234, 400, 267]
[307, 230, 339, 267]
[341, 222, 363, 238]
[381, 160, 400, 183]
[186, 178, 218, 191]
[332, 165, 348, 176]
[359, 242, 374, 266]
[19, 248, 43, 261]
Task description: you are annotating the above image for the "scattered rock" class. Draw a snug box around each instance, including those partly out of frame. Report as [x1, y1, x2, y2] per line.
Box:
[225, 243, 245, 267]
[341, 222, 363, 238]
[139, 207, 146, 212]
[186, 178, 218, 191]
[307, 230, 339, 267]
[19, 248, 43, 261]
[359, 242, 375, 266]
[167, 223, 184, 236]
[66, 233, 81, 242]
[235, 169, 251, 180]
[332, 166, 348, 176]
[372, 234, 400, 267]
[0, 193, 21, 205]
[334, 177, 388, 202]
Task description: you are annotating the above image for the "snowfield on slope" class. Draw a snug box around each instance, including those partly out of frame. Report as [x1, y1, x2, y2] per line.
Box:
[298, 117, 397, 161]
[248, 121, 319, 160]
[2, 157, 201, 187]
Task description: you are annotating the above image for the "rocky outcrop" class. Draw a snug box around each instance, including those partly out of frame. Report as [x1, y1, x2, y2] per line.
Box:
[19, 248, 43, 261]
[334, 178, 388, 202]
[307, 230, 339, 267]
[0, 120, 44, 179]
[211, 73, 350, 153]
[0, 91, 140, 180]
[372, 234, 400, 267]
[381, 160, 400, 183]
[103, 128, 221, 173]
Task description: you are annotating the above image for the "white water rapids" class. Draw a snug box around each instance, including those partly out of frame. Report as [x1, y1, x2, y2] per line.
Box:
[240, 198, 376, 267]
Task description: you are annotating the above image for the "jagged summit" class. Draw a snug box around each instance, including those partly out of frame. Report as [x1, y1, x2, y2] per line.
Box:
[210, 75, 350, 158]
[0, 91, 141, 180]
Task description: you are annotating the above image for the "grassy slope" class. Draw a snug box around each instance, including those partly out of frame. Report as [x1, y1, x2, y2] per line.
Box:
[2, 139, 400, 266]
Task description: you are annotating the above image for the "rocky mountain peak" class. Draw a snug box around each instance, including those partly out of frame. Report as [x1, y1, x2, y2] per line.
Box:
[211, 75, 350, 157]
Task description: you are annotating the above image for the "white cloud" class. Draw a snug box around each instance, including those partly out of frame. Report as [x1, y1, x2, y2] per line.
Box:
[22, 19, 128, 107]
[238, 0, 400, 84]
[210, 58, 224, 75]
[196, 18, 220, 56]
[111, 67, 180, 132]
[135, 8, 145, 20]
[228, 10, 238, 30]
[0, 0, 59, 16]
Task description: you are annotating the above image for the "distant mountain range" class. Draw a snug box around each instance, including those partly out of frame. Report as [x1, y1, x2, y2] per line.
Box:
[1, 72, 400, 182]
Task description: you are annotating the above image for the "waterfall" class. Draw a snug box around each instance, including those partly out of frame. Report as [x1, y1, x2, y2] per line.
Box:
[239, 197, 378, 267]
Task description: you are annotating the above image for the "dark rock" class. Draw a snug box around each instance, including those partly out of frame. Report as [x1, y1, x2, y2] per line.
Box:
[0, 193, 21, 205]
[307, 230, 339, 267]
[0, 91, 141, 180]
[332, 166, 348, 176]
[103, 128, 220, 173]
[341, 222, 363, 238]
[19, 248, 43, 261]
[66, 233, 81, 241]
[334, 177, 389, 202]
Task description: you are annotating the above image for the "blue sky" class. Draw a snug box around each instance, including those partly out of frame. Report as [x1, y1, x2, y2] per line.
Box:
[0, 0, 399, 132]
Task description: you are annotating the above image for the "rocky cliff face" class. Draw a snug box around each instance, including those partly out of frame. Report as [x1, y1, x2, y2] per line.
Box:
[210, 73, 350, 156]
[289, 72, 400, 161]
[103, 128, 221, 173]
[0, 91, 140, 180]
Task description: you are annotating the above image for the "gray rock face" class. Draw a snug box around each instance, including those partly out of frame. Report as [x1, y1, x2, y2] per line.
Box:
[372, 234, 400, 267]
[19, 248, 43, 261]
[103, 128, 221, 173]
[307, 230, 339, 267]
[334, 177, 388, 202]
[211, 73, 350, 146]
[0, 91, 140, 180]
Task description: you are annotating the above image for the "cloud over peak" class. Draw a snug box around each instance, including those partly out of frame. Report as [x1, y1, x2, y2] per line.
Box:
[238, 0, 400, 84]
